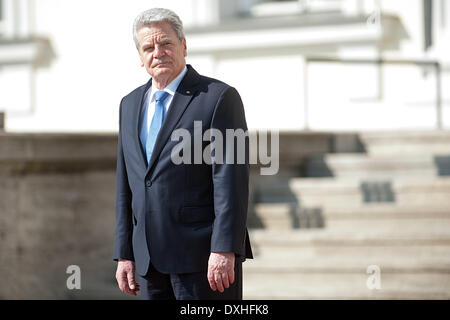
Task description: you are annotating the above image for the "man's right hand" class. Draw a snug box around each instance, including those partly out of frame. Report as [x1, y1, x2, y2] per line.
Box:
[116, 259, 140, 296]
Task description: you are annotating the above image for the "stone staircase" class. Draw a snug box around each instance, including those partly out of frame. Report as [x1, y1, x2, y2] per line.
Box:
[244, 131, 450, 299]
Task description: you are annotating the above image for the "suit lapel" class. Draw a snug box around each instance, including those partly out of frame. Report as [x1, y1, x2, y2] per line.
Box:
[145, 65, 201, 177]
[133, 78, 152, 170]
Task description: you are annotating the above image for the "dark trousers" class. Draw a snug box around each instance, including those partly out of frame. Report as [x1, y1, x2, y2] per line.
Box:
[138, 261, 243, 300]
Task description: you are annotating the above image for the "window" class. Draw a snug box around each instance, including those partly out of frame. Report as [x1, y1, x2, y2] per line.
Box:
[0, 0, 33, 38]
[0, 0, 4, 35]
[250, 0, 346, 18]
[424, 0, 433, 51]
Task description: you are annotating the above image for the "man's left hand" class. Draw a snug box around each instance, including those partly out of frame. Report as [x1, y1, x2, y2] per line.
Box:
[207, 252, 235, 293]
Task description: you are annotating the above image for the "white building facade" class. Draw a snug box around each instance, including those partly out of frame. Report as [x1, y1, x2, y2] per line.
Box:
[0, 0, 449, 132]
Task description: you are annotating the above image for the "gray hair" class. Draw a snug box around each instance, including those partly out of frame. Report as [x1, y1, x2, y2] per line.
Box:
[133, 8, 185, 50]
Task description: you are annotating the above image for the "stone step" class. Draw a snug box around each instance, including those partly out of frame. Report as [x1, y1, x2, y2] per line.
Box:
[243, 256, 450, 282]
[324, 219, 450, 232]
[319, 204, 450, 218]
[252, 179, 298, 204]
[307, 153, 450, 178]
[253, 203, 450, 230]
[244, 254, 450, 272]
[248, 229, 450, 259]
[253, 203, 297, 229]
[249, 229, 450, 245]
[244, 228, 450, 299]
[244, 226, 450, 299]
[288, 176, 450, 207]
[243, 271, 450, 299]
[255, 203, 450, 219]
[359, 131, 450, 156]
[253, 243, 450, 262]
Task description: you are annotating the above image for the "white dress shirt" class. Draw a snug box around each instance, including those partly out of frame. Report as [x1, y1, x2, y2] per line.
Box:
[144, 66, 188, 134]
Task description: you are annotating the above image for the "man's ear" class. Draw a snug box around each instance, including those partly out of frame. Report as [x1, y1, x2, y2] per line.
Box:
[183, 38, 187, 57]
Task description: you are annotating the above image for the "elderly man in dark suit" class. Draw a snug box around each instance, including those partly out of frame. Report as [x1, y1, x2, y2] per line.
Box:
[113, 8, 252, 300]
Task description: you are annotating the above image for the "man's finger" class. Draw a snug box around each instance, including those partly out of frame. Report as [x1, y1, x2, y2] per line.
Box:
[117, 272, 136, 296]
[214, 273, 224, 293]
[228, 268, 235, 285]
[221, 272, 230, 289]
[116, 273, 127, 292]
[127, 269, 136, 290]
[123, 281, 136, 296]
[118, 281, 125, 292]
[207, 269, 217, 291]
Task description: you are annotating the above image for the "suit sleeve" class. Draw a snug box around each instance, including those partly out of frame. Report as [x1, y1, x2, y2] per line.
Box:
[113, 99, 135, 261]
[210, 86, 249, 256]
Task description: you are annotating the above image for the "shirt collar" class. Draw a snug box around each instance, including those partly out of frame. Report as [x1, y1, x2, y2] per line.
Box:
[149, 65, 188, 102]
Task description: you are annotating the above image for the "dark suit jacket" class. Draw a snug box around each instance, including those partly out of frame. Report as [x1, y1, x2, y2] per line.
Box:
[113, 65, 253, 276]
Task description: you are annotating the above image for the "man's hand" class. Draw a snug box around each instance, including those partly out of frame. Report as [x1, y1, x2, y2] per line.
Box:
[116, 259, 140, 296]
[207, 252, 235, 293]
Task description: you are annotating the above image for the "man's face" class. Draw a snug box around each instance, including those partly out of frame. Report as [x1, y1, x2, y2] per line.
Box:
[137, 21, 187, 85]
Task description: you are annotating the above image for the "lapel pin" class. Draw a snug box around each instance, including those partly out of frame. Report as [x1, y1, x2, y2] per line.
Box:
[186, 90, 191, 94]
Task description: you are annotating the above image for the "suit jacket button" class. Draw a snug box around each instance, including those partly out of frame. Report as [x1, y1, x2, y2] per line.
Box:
[146, 180, 152, 188]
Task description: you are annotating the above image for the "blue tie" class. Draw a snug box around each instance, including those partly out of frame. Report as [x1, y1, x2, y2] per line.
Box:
[146, 90, 169, 164]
